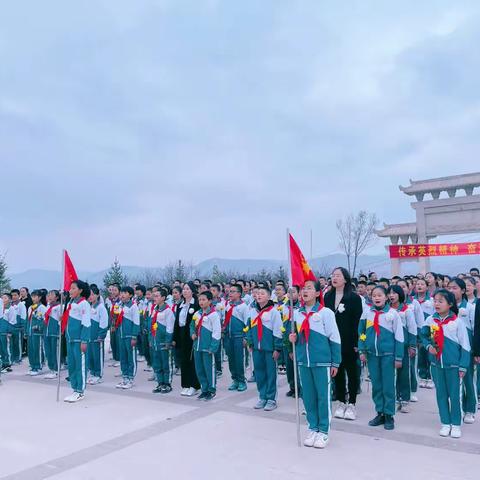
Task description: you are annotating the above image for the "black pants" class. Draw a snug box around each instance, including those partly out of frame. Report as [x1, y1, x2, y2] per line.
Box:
[178, 327, 200, 390]
[334, 352, 359, 405]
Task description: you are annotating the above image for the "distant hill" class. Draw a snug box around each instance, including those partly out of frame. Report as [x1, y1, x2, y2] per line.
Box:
[8, 253, 478, 290]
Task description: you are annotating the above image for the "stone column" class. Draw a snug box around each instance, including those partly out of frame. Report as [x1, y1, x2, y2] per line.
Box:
[415, 204, 431, 274]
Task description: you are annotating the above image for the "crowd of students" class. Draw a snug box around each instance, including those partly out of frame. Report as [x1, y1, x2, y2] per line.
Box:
[1, 267, 479, 449]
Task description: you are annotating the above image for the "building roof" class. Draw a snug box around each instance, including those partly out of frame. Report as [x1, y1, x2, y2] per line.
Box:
[399, 172, 480, 201]
[375, 222, 417, 237]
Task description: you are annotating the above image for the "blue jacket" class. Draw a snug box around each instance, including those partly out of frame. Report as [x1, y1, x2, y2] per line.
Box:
[245, 301, 283, 352]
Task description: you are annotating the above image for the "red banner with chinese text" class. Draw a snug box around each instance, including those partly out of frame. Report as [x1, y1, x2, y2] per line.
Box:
[389, 242, 480, 259]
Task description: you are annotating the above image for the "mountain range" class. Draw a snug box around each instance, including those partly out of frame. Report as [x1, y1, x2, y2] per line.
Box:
[8, 254, 479, 290]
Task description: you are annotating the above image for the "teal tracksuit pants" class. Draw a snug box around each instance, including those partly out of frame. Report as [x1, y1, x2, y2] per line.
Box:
[67, 342, 87, 394]
[44, 336, 58, 372]
[0, 334, 11, 367]
[27, 334, 43, 371]
[225, 335, 245, 385]
[194, 350, 216, 393]
[462, 356, 478, 414]
[11, 328, 23, 363]
[300, 365, 331, 434]
[88, 340, 104, 378]
[120, 338, 137, 380]
[410, 351, 418, 393]
[110, 328, 120, 362]
[396, 345, 411, 402]
[152, 347, 173, 384]
[431, 365, 461, 426]
[367, 354, 396, 416]
[252, 350, 277, 401]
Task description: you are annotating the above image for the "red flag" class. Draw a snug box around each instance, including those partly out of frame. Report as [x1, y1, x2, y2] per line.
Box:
[63, 250, 78, 292]
[289, 233, 316, 287]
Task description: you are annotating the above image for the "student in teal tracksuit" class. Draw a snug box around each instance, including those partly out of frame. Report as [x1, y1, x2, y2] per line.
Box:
[289, 280, 341, 449]
[87, 285, 109, 385]
[245, 285, 283, 411]
[190, 291, 221, 400]
[223, 283, 250, 392]
[284, 285, 301, 398]
[115, 286, 140, 389]
[10, 289, 27, 364]
[26, 290, 48, 375]
[421, 289, 470, 438]
[448, 277, 477, 422]
[0, 294, 14, 372]
[151, 287, 175, 394]
[387, 285, 417, 413]
[359, 285, 404, 430]
[64, 280, 91, 403]
[43, 290, 62, 379]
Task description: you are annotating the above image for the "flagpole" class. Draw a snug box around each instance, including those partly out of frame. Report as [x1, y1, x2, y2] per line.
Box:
[286, 228, 301, 447]
[56, 249, 65, 402]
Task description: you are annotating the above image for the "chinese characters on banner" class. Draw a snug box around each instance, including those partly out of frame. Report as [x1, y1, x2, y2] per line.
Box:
[389, 242, 480, 259]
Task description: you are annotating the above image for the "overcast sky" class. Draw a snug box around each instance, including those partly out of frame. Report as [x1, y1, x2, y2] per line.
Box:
[1, 1, 480, 273]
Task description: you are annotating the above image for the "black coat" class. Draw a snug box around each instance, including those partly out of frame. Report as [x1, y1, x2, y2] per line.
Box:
[324, 289, 363, 358]
[473, 301, 480, 357]
[173, 299, 199, 350]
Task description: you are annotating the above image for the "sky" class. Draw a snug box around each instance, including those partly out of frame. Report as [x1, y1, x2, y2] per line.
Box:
[1, 1, 480, 273]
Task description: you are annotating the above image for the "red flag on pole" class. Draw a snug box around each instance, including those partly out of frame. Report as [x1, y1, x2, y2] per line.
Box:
[63, 250, 78, 292]
[288, 233, 317, 287]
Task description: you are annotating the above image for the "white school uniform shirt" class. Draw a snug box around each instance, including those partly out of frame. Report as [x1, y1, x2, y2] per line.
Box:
[179, 298, 195, 327]
[12, 301, 27, 323]
[5, 305, 18, 325]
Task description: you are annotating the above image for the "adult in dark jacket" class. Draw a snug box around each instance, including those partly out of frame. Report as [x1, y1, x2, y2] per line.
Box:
[324, 267, 363, 421]
[173, 282, 200, 396]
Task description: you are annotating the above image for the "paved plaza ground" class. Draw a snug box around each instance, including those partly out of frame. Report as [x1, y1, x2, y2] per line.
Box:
[0, 356, 479, 480]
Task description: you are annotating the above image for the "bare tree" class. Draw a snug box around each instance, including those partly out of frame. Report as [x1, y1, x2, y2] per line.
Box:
[336, 211, 378, 277]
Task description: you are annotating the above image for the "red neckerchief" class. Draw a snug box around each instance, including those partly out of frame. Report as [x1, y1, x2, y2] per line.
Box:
[372, 307, 388, 337]
[61, 297, 86, 334]
[252, 305, 274, 345]
[299, 303, 323, 343]
[433, 313, 457, 360]
[44, 303, 58, 325]
[224, 301, 243, 330]
[151, 304, 169, 337]
[196, 307, 214, 338]
[115, 307, 125, 328]
[28, 305, 37, 321]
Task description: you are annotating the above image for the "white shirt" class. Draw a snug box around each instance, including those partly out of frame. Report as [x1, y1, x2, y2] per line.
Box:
[179, 298, 195, 327]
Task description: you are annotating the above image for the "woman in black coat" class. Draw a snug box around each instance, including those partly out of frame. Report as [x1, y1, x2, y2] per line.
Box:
[173, 281, 200, 396]
[324, 267, 363, 421]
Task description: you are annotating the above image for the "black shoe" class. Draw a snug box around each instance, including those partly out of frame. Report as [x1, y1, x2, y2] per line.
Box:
[161, 384, 172, 394]
[216, 370, 222, 378]
[368, 414, 385, 427]
[65, 376, 70, 382]
[198, 392, 209, 400]
[286, 389, 295, 398]
[204, 392, 216, 401]
[152, 384, 163, 394]
[1, 366, 12, 373]
[384, 415, 395, 430]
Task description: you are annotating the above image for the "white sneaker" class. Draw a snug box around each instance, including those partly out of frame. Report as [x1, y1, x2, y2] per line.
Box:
[137, 356, 144, 363]
[313, 433, 329, 449]
[400, 402, 410, 414]
[122, 380, 133, 389]
[450, 426, 462, 438]
[344, 404, 356, 421]
[426, 379, 434, 389]
[334, 402, 346, 419]
[419, 379, 427, 388]
[186, 387, 199, 397]
[303, 430, 317, 447]
[180, 388, 189, 396]
[64, 392, 84, 403]
[30, 371, 40, 377]
[464, 413, 475, 424]
[439, 425, 451, 437]
[115, 380, 126, 389]
[25, 370, 33, 376]
[44, 372, 58, 379]
[410, 395, 418, 402]
[87, 376, 98, 385]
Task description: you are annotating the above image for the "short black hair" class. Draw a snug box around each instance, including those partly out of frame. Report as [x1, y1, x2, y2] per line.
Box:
[120, 286, 134, 296]
[11, 289, 20, 295]
[231, 283, 243, 295]
[135, 285, 146, 295]
[379, 278, 391, 286]
[387, 285, 405, 304]
[199, 290, 213, 301]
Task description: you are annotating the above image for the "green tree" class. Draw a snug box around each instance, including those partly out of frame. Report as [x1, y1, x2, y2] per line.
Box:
[103, 258, 128, 294]
[0, 253, 11, 293]
[273, 265, 289, 285]
[174, 260, 187, 283]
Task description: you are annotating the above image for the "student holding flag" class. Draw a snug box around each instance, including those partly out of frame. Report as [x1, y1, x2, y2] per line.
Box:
[63, 280, 91, 403]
